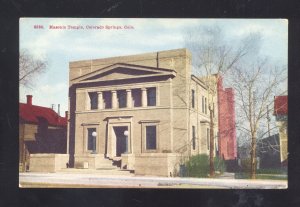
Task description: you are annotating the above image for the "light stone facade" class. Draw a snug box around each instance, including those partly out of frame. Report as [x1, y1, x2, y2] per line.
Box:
[277, 120, 287, 162]
[68, 48, 218, 177]
[29, 154, 69, 173]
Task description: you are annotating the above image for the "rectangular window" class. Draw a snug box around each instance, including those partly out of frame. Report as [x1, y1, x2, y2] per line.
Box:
[147, 87, 156, 106]
[192, 89, 195, 108]
[207, 128, 210, 150]
[146, 125, 156, 150]
[132, 88, 141, 107]
[117, 90, 127, 108]
[202, 96, 204, 113]
[87, 128, 96, 151]
[205, 97, 207, 114]
[103, 91, 112, 109]
[192, 126, 196, 150]
[89, 92, 98, 110]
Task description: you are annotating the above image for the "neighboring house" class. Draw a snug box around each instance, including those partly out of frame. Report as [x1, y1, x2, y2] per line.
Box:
[68, 48, 235, 176]
[274, 95, 288, 166]
[238, 144, 250, 160]
[19, 95, 67, 171]
[237, 134, 281, 171]
[257, 134, 281, 169]
[217, 76, 237, 160]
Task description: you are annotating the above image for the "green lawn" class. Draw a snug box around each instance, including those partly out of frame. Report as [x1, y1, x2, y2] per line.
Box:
[235, 173, 287, 180]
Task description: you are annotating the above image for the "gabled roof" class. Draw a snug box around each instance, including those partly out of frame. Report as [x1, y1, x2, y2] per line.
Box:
[72, 63, 176, 84]
[274, 96, 288, 115]
[20, 103, 67, 127]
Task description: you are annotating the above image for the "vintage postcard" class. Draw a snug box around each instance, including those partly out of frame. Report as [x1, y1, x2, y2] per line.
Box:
[19, 18, 287, 188]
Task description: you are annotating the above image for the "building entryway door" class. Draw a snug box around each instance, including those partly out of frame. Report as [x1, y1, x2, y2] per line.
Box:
[113, 126, 128, 157]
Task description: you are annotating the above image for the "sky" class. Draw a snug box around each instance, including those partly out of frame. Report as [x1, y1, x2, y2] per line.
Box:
[19, 18, 288, 115]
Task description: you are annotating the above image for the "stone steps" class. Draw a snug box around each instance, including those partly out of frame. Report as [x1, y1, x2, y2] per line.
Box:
[97, 159, 117, 168]
[57, 168, 134, 176]
[63, 157, 134, 176]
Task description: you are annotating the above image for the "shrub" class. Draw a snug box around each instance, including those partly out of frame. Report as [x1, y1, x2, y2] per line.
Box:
[184, 154, 226, 177]
[186, 154, 210, 177]
[239, 158, 261, 173]
[240, 158, 252, 172]
[214, 156, 226, 174]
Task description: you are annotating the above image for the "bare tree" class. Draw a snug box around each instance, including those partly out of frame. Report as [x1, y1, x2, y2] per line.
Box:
[185, 25, 260, 177]
[19, 49, 48, 88]
[230, 59, 286, 179]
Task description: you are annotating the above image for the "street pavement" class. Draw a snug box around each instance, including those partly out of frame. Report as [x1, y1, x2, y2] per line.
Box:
[19, 172, 287, 189]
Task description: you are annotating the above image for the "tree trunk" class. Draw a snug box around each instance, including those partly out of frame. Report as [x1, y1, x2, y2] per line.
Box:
[209, 108, 215, 177]
[250, 133, 257, 179]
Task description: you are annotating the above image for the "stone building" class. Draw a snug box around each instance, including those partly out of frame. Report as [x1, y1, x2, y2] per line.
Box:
[68, 48, 223, 176]
[274, 95, 288, 166]
[19, 95, 68, 172]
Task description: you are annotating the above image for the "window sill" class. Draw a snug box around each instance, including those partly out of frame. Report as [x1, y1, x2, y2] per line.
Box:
[143, 150, 158, 153]
[76, 106, 168, 113]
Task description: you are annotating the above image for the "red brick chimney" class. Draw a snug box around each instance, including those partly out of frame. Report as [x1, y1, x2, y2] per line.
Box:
[26, 95, 32, 105]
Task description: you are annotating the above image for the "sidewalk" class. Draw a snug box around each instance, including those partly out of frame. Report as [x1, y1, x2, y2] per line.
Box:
[19, 172, 287, 189]
[216, 172, 235, 179]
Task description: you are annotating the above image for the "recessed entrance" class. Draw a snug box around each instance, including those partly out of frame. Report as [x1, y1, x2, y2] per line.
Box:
[113, 126, 128, 157]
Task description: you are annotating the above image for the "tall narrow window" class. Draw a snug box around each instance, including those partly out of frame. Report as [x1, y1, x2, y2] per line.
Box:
[202, 96, 204, 113]
[192, 126, 196, 150]
[207, 128, 210, 150]
[146, 125, 156, 150]
[87, 128, 96, 151]
[192, 89, 195, 108]
[103, 91, 112, 109]
[147, 87, 156, 106]
[89, 92, 98, 110]
[132, 88, 142, 107]
[205, 97, 207, 114]
[117, 90, 127, 108]
[213, 103, 215, 117]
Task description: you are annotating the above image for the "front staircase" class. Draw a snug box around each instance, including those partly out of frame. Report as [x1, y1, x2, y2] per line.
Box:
[58, 157, 134, 177]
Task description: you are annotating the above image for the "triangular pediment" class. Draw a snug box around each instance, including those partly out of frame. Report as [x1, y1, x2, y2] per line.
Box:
[73, 63, 176, 84]
[85, 67, 157, 81]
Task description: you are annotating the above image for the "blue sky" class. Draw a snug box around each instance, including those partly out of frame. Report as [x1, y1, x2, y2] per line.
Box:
[20, 18, 288, 114]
